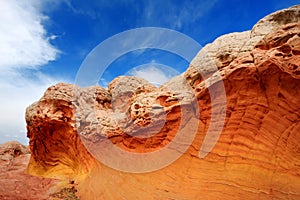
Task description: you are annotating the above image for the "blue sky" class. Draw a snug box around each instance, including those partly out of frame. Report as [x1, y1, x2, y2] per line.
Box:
[0, 0, 299, 144]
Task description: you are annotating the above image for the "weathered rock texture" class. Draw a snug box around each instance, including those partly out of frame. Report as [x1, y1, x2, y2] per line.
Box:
[24, 5, 300, 200]
[0, 142, 58, 200]
[0, 141, 29, 161]
[26, 84, 97, 178]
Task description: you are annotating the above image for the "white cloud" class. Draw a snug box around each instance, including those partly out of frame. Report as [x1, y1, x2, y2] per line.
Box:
[0, 0, 61, 144]
[0, 0, 59, 70]
[126, 62, 180, 86]
[0, 71, 63, 144]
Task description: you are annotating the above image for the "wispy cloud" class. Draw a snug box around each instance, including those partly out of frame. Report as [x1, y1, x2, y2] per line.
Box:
[61, 0, 218, 30]
[136, 0, 219, 30]
[61, 0, 138, 19]
[0, 0, 62, 144]
[126, 62, 180, 86]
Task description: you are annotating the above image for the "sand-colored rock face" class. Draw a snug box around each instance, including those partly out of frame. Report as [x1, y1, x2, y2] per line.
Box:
[25, 6, 300, 200]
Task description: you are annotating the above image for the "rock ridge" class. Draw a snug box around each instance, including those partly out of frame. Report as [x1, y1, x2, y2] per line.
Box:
[24, 5, 300, 200]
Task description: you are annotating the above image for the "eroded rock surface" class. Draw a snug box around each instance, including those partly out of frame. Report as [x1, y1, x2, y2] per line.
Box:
[0, 141, 29, 161]
[24, 5, 300, 200]
[0, 142, 58, 200]
[26, 83, 97, 178]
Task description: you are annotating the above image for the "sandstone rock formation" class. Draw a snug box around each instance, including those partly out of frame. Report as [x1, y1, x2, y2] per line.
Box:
[0, 142, 58, 200]
[26, 84, 97, 178]
[0, 141, 29, 161]
[24, 5, 300, 200]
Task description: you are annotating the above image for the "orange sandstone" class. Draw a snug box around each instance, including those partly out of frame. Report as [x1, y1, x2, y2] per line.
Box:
[24, 5, 300, 200]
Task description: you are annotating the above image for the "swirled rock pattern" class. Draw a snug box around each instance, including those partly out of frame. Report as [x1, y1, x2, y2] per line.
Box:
[23, 5, 300, 200]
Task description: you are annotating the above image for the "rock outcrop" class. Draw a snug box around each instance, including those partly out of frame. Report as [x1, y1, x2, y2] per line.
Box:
[26, 84, 97, 178]
[0, 142, 58, 200]
[0, 141, 29, 161]
[24, 5, 300, 200]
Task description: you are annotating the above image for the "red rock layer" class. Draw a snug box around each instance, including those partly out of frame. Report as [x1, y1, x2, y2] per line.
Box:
[0, 142, 58, 200]
[25, 6, 300, 200]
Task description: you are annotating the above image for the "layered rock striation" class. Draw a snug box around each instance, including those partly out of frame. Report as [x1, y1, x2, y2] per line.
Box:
[25, 5, 300, 200]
